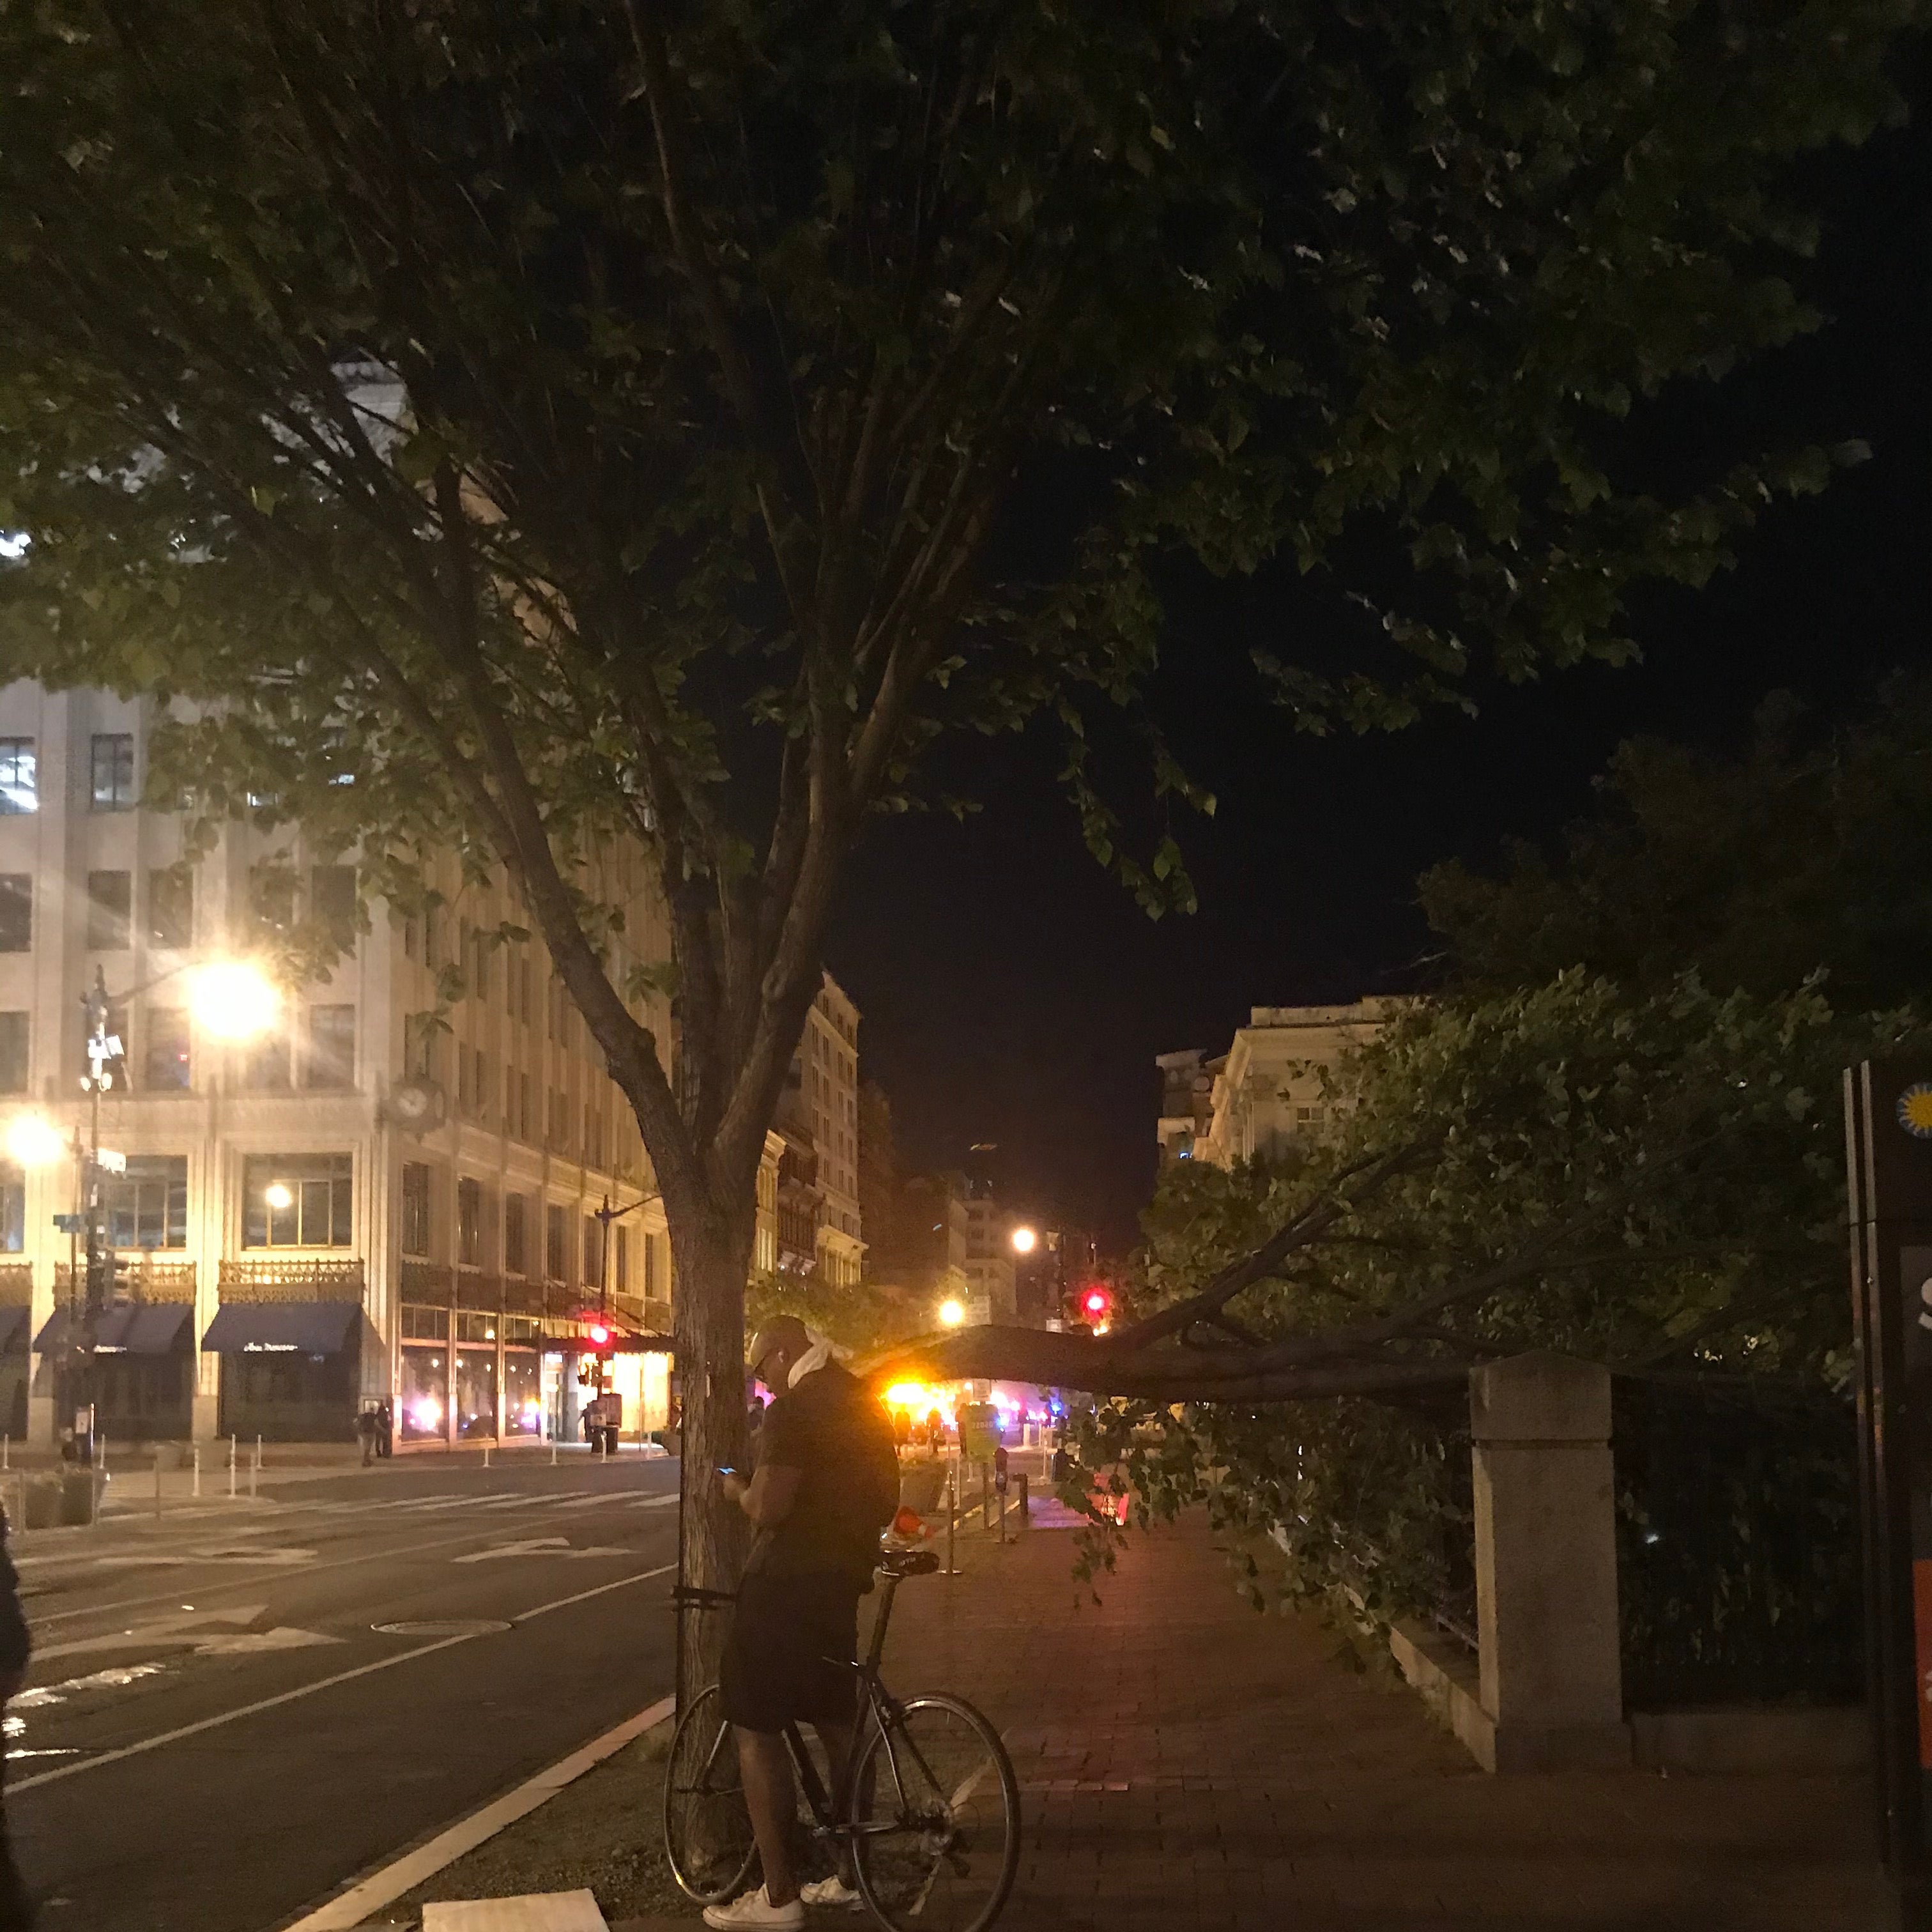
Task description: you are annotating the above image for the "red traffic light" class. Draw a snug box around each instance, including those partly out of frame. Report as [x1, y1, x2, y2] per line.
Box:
[586, 1322, 611, 1347]
[1082, 1287, 1111, 1320]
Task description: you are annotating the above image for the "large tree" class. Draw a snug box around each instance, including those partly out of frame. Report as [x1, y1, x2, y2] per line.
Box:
[0, 0, 1912, 1697]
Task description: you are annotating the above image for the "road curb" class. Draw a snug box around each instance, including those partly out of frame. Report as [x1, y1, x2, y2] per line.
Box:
[277, 1694, 676, 1931]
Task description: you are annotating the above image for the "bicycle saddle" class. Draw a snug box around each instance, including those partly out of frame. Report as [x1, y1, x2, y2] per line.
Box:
[876, 1547, 940, 1578]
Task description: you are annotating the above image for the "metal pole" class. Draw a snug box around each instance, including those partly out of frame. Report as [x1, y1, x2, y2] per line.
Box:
[944, 1468, 956, 1579]
[483, 1443, 491, 1471]
[250, 1435, 259, 1500]
[192, 1444, 200, 1500]
[153, 1453, 162, 1519]
[228, 1433, 236, 1499]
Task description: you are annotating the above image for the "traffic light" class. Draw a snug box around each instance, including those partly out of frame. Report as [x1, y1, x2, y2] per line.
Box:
[1070, 1284, 1112, 1328]
[586, 1322, 611, 1347]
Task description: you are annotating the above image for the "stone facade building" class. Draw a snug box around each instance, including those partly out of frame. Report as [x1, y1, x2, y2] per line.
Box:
[0, 680, 679, 1448]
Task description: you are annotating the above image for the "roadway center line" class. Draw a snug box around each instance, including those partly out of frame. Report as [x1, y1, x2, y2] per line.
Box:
[23, 1499, 678, 1629]
[10, 1566, 680, 1796]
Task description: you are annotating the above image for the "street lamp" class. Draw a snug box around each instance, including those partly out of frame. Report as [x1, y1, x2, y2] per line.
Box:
[186, 959, 281, 1041]
[4, 1112, 65, 1170]
[263, 1181, 294, 1211]
[938, 1298, 966, 1329]
[1009, 1224, 1038, 1255]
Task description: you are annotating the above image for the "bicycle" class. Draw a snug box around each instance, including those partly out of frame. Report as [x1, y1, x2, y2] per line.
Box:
[664, 1544, 1021, 1932]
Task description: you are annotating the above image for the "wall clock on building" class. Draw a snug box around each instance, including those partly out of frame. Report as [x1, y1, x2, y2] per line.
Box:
[383, 1078, 445, 1136]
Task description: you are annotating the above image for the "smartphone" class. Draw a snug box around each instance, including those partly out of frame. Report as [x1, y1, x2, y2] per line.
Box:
[716, 1466, 739, 1478]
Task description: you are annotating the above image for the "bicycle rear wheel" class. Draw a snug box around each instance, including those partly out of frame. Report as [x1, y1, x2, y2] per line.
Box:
[663, 1684, 758, 1905]
[850, 1693, 1020, 1932]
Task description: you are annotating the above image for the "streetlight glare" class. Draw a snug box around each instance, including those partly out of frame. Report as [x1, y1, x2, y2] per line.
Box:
[3, 1113, 63, 1170]
[937, 1298, 967, 1329]
[263, 1181, 294, 1211]
[1010, 1224, 1038, 1255]
[188, 960, 281, 1041]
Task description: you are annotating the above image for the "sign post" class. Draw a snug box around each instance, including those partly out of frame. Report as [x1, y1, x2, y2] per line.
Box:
[1847, 1061, 1932, 1927]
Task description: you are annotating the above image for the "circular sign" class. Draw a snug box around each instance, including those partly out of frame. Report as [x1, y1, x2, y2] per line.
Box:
[1899, 1084, 1932, 1139]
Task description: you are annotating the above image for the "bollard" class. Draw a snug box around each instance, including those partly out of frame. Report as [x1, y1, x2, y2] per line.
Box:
[250, 1437, 259, 1501]
[944, 1468, 956, 1578]
[192, 1444, 201, 1501]
[981, 1461, 994, 1529]
[1016, 1472, 1029, 1525]
[229, 1434, 236, 1499]
[3, 1434, 8, 1471]
[550, 1441, 558, 1468]
[154, 1454, 163, 1519]
[483, 1443, 491, 1471]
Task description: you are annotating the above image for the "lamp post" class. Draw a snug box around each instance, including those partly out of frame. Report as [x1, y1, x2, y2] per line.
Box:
[586, 1188, 661, 1452]
[6, 956, 280, 1464]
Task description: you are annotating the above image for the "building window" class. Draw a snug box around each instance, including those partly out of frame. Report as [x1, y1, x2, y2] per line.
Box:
[148, 867, 194, 949]
[310, 864, 356, 938]
[544, 1202, 566, 1282]
[0, 1164, 20, 1253]
[400, 1162, 432, 1258]
[423, 903, 441, 970]
[583, 1215, 604, 1289]
[504, 1193, 527, 1276]
[0, 1014, 24, 1095]
[643, 1230, 660, 1300]
[404, 1012, 441, 1082]
[471, 1048, 487, 1119]
[242, 1029, 291, 1090]
[402, 916, 418, 962]
[514, 951, 531, 1023]
[0, 740, 34, 815]
[0, 878, 26, 953]
[457, 1176, 483, 1268]
[86, 871, 131, 951]
[305, 1005, 355, 1089]
[471, 926, 491, 1001]
[103, 1154, 188, 1250]
[615, 1223, 629, 1294]
[249, 866, 296, 939]
[244, 1153, 352, 1248]
[144, 1009, 190, 1091]
[89, 732, 135, 811]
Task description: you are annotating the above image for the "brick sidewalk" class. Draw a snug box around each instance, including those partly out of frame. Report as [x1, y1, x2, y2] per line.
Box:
[876, 1511, 1882, 1932]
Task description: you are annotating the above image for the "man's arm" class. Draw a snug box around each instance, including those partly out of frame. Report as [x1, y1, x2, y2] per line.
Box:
[722, 1463, 802, 1529]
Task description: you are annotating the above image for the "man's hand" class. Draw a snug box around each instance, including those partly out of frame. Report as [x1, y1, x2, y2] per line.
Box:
[717, 1468, 748, 1505]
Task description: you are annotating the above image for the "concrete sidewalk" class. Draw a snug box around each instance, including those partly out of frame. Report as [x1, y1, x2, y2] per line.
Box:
[871, 1510, 1882, 1932]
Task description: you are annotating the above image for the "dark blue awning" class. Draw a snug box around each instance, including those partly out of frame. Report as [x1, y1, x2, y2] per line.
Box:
[33, 1303, 192, 1356]
[201, 1301, 362, 1357]
[0, 1307, 29, 1354]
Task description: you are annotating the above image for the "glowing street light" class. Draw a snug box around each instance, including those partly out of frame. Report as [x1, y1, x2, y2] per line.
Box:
[937, 1298, 967, 1329]
[4, 1113, 65, 1170]
[1010, 1224, 1038, 1255]
[263, 1181, 295, 1211]
[187, 960, 281, 1041]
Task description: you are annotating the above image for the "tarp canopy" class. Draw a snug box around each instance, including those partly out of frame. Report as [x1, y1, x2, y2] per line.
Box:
[201, 1301, 362, 1357]
[33, 1303, 193, 1356]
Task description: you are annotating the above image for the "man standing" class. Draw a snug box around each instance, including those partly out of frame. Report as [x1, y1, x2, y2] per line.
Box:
[706, 1315, 900, 1930]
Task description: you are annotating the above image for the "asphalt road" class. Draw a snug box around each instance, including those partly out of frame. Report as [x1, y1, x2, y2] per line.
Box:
[4, 1452, 684, 1932]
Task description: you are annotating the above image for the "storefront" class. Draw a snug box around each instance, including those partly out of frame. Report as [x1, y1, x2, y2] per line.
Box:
[203, 1301, 364, 1442]
[35, 1303, 195, 1443]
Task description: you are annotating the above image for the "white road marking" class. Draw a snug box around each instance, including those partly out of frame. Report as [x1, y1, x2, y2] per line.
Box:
[13, 1660, 172, 1707]
[90, 1547, 317, 1569]
[629, 1493, 680, 1510]
[10, 1567, 677, 1795]
[34, 1605, 266, 1663]
[188, 1625, 341, 1657]
[281, 1695, 674, 1932]
[510, 1564, 675, 1623]
[452, 1538, 632, 1564]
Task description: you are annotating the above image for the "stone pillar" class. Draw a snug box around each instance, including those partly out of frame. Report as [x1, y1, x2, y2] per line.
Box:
[1471, 1351, 1629, 1770]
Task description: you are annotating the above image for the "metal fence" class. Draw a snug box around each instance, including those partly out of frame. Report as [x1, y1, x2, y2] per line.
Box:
[1612, 1375, 1862, 1710]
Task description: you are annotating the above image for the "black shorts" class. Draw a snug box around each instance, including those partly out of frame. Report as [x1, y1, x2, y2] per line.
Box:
[718, 1568, 861, 1734]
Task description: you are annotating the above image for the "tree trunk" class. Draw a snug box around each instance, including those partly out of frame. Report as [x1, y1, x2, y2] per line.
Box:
[670, 1208, 755, 1715]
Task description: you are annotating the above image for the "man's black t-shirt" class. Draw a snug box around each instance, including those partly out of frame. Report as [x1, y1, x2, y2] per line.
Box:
[747, 1361, 897, 1586]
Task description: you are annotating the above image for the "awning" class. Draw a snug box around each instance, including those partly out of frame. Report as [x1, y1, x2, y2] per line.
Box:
[0, 1308, 29, 1354]
[33, 1303, 193, 1356]
[201, 1301, 362, 1357]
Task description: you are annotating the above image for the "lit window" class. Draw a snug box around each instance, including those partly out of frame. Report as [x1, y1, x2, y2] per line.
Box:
[0, 740, 34, 815]
[244, 1154, 352, 1248]
[89, 733, 135, 811]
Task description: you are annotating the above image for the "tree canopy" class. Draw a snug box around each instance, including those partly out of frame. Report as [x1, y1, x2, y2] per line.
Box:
[1420, 681, 1932, 1007]
[0, 0, 1916, 1676]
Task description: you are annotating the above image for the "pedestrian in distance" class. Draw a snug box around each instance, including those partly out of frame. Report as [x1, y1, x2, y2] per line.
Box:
[707, 1315, 901, 1930]
[374, 1397, 394, 1459]
[891, 1408, 912, 1456]
[355, 1402, 378, 1468]
[924, 1407, 944, 1459]
[0, 1502, 35, 1928]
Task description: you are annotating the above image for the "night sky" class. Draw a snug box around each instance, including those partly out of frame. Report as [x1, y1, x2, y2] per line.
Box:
[829, 51, 1932, 1252]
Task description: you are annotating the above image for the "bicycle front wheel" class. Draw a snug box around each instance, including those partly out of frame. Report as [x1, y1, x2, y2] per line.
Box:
[850, 1693, 1020, 1932]
[663, 1684, 758, 1905]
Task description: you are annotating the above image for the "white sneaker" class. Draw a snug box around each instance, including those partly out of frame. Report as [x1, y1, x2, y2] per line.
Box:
[800, 1874, 864, 1910]
[702, 1884, 806, 1930]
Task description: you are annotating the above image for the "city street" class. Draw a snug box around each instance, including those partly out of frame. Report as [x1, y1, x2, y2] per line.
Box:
[5, 1452, 682, 1932]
